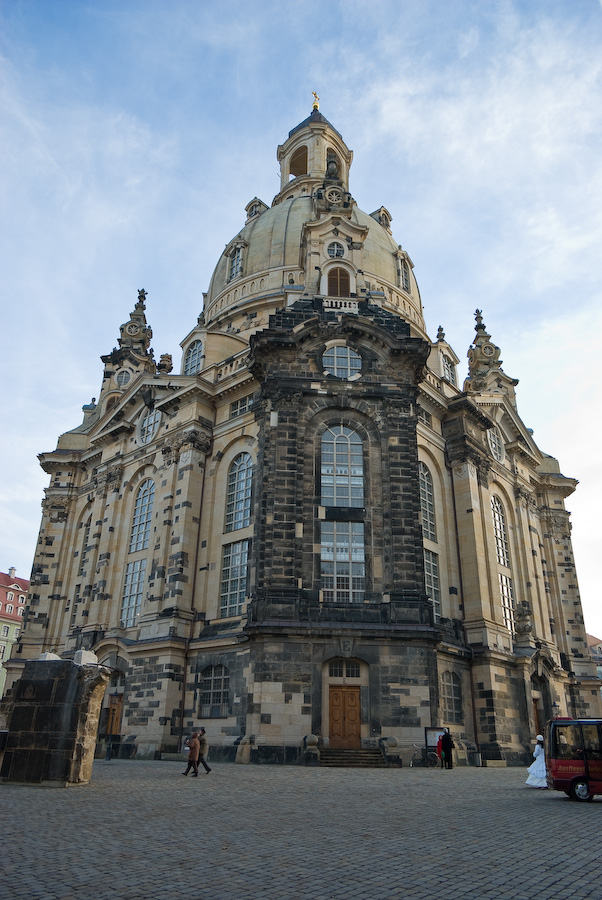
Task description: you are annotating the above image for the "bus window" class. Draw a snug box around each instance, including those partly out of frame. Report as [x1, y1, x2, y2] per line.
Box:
[582, 723, 602, 761]
[553, 724, 582, 759]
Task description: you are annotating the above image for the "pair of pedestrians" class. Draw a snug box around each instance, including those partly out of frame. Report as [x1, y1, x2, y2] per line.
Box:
[182, 727, 211, 777]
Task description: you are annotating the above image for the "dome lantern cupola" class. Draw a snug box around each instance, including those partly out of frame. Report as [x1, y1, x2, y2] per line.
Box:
[275, 102, 353, 202]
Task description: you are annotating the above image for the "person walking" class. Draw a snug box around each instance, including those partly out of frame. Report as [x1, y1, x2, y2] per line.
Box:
[436, 732, 444, 768]
[198, 727, 211, 774]
[525, 734, 547, 788]
[182, 731, 200, 776]
[441, 728, 455, 769]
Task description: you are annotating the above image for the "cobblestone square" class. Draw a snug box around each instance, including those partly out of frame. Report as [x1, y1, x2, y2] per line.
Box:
[2, 761, 602, 900]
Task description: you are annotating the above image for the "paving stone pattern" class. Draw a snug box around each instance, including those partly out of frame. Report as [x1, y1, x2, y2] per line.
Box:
[2, 761, 602, 900]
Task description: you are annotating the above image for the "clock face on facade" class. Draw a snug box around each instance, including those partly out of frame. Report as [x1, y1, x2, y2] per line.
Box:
[126, 323, 140, 335]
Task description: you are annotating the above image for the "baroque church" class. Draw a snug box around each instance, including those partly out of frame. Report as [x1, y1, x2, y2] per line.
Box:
[6, 103, 601, 764]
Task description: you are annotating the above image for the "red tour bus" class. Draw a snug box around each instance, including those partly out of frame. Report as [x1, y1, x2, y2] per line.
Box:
[545, 717, 602, 801]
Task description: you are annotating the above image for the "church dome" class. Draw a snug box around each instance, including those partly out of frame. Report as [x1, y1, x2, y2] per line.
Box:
[203, 107, 427, 339]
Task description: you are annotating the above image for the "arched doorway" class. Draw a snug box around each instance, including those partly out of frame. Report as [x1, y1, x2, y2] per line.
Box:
[323, 657, 368, 749]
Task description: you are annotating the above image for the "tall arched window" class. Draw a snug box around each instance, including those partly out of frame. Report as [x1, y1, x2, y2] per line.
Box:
[200, 664, 230, 717]
[419, 462, 436, 541]
[442, 355, 456, 385]
[321, 426, 364, 507]
[400, 259, 410, 292]
[184, 340, 203, 375]
[491, 496, 510, 567]
[225, 453, 253, 532]
[130, 479, 155, 552]
[290, 145, 308, 178]
[491, 495, 515, 632]
[441, 671, 463, 724]
[79, 515, 92, 576]
[327, 267, 350, 298]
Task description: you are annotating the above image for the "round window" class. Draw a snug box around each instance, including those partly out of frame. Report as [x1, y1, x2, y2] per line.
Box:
[323, 345, 362, 379]
[139, 409, 161, 445]
[327, 242, 345, 258]
[116, 370, 131, 388]
[488, 427, 504, 462]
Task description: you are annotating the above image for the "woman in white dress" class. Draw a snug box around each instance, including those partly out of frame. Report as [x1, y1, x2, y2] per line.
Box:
[526, 734, 547, 788]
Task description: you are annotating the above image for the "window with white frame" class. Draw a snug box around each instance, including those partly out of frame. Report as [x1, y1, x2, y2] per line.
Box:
[0, 644, 5, 660]
[184, 340, 203, 375]
[441, 671, 463, 724]
[327, 241, 345, 258]
[17, 606, 24, 616]
[225, 453, 252, 532]
[7, 592, 13, 601]
[320, 521, 365, 603]
[499, 572, 515, 633]
[322, 345, 362, 379]
[417, 406, 432, 427]
[79, 515, 91, 576]
[200, 664, 230, 718]
[400, 259, 410, 292]
[491, 496, 510, 567]
[1, 625, 9, 637]
[14, 627, 19, 638]
[230, 395, 254, 418]
[220, 540, 249, 617]
[130, 480, 155, 552]
[6, 605, 13, 614]
[442, 355, 456, 385]
[488, 427, 504, 462]
[229, 246, 243, 281]
[321, 426, 364, 508]
[419, 462, 436, 542]
[121, 558, 147, 627]
[424, 549, 441, 620]
[139, 409, 161, 445]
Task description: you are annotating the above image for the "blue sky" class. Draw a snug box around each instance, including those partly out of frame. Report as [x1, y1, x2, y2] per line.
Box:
[1, 0, 601, 634]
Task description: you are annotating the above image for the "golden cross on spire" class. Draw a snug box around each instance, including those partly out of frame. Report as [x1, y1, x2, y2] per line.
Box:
[312, 91, 320, 110]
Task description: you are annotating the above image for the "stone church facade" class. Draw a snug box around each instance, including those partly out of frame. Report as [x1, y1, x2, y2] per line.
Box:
[6, 105, 600, 763]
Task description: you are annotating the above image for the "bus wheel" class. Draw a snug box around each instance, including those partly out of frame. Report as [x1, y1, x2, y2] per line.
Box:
[570, 779, 593, 802]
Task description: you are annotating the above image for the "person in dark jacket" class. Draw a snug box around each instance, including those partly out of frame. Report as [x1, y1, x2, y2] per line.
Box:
[198, 727, 211, 774]
[182, 732, 200, 776]
[441, 728, 455, 769]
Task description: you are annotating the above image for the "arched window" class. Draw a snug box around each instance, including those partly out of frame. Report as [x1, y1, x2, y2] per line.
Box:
[322, 345, 362, 379]
[139, 409, 161, 444]
[442, 355, 456, 385]
[7, 592, 13, 602]
[327, 267, 350, 297]
[441, 671, 463, 724]
[488, 427, 504, 462]
[321, 426, 364, 507]
[184, 340, 203, 375]
[419, 462, 436, 541]
[290, 145, 308, 178]
[229, 246, 243, 280]
[130, 480, 155, 553]
[79, 515, 92, 576]
[400, 259, 410, 292]
[225, 453, 253, 532]
[6, 604, 14, 614]
[200, 664, 230, 717]
[491, 496, 510, 567]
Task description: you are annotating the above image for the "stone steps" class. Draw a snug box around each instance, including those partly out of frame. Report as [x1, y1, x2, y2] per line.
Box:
[319, 748, 388, 768]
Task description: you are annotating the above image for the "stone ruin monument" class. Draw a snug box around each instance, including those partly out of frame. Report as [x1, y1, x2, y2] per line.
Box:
[0, 650, 109, 786]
